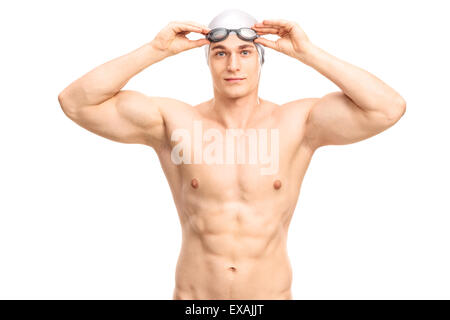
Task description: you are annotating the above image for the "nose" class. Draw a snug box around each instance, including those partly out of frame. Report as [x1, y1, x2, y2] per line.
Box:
[227, 52, 241, 72]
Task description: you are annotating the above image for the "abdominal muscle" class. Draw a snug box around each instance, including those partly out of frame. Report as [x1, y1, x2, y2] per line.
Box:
[172, 198, 294, 300]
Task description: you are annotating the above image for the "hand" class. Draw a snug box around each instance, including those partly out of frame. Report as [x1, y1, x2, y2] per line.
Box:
[151, 21, 211, 56]
[252, 19, 313, 60]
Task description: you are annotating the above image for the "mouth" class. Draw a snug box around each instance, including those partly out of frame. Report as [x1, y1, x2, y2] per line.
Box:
[225, 78, 245, 83]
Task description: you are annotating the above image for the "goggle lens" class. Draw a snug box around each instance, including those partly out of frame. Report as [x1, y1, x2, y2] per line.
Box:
[209, 29, 228, 41]
[239, 28, 257, 38]
[207, 28, 257, 42]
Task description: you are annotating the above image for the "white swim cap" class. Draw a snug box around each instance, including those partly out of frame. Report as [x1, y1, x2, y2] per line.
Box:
[204, 9, 265, 67]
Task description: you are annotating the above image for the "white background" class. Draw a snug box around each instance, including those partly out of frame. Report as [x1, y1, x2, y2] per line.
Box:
[1, 0, 449, 299]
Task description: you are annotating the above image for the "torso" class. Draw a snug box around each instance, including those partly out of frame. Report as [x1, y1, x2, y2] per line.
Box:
[155, 98, 315, 299]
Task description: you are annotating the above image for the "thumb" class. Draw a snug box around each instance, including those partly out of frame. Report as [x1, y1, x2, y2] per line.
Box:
[187, 38, 210, 50]
[255, 37, 276, 50]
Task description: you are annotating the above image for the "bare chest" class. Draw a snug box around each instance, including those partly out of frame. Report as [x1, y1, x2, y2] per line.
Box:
[163, 124, 308, 199]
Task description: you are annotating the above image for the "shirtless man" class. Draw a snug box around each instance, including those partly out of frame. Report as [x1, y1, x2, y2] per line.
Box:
[58, 10, 406, 299]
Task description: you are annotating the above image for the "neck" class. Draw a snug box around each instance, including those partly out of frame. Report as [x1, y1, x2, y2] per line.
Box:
[209, 92, 262, 129]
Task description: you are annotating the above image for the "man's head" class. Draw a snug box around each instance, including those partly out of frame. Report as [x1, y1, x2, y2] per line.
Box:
[204, 9, 265, 67]
[204, 9, 265, 99]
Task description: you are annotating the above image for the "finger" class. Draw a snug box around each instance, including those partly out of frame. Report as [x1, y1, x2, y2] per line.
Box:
[253, 24, 280, 30]
[255, 31, 279, 37]
[253, 24, 280, 29]
[183, 21, 212, 34]
[253, 24, 285, 33]
[252, 27, 281, 34]
[185, 38, 210, 50]
[253, 37, 277, 50]
[173, 24, 201, 33]
[178, 26, 207, 36]
[261, 19, 292, 28]
[173, 23, 208, 35]
[182, 20, 210, 29]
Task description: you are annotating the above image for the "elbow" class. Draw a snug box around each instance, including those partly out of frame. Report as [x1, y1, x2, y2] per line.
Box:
[385, 96, 407, 123]
[58, 91, 69, 113]
[58, 91, 66, 107]
[58, 89, 70, 108]
[58, 90, 77, 118]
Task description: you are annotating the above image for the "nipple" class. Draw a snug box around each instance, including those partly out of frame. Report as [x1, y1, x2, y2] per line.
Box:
[191, 178, 199, 189]
[273, 179, 282, 190]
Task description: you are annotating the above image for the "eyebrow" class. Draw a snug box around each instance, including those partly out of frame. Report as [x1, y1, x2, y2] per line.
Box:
[211, 44, 255, 51]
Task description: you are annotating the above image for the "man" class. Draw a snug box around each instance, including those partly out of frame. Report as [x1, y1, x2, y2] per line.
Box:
[58, 9, 406, 299]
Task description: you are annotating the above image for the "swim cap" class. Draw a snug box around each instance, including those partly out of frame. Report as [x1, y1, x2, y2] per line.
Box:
[204, 9, 265, 67]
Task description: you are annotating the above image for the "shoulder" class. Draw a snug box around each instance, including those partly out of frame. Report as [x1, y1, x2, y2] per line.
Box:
[277, 97, 319, 124]
[155, 96, 192, 112]
[275, 98, 321, 152]
[280, 97, 319, 114]
[155, 96, 196, 122]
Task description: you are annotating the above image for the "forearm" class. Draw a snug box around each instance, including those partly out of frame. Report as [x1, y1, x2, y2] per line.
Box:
[58, 41, 169, 107]
[298, 43, 406, 114]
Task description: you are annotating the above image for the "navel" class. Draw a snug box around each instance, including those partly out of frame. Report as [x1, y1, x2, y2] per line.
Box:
[191, 178, 199, 189]
[228, 266, 237, 272]
[273, 179, 282, 190]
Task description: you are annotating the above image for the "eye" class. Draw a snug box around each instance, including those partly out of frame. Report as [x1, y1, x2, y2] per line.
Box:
[215, 50, 252, 57]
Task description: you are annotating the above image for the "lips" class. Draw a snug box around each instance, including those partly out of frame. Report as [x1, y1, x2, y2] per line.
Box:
[225, 77, 245, 82]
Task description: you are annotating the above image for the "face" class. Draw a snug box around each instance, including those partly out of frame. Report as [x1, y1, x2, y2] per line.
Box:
[208, 33, 261, 99]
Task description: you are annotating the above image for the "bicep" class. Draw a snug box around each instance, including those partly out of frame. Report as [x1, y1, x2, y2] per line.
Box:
[304, 91, 394, 150]
[63, 90, 168, 148]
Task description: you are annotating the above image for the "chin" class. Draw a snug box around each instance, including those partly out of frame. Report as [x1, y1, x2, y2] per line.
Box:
[224, 89, 248, 98]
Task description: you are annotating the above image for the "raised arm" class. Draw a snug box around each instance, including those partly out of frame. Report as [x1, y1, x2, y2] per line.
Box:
[59, 87, 181, 149]
[301, 90, 406, 150]
[58, 21, 211, 149]
[252, 20, 406, 151]
[299, 44, 406, 150]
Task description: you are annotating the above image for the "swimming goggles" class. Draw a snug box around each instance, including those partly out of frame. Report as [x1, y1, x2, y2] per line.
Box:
[206, 27, 259, 43]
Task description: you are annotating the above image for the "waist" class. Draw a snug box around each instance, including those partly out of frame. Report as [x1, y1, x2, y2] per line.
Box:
[174, 235, 292, 299]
